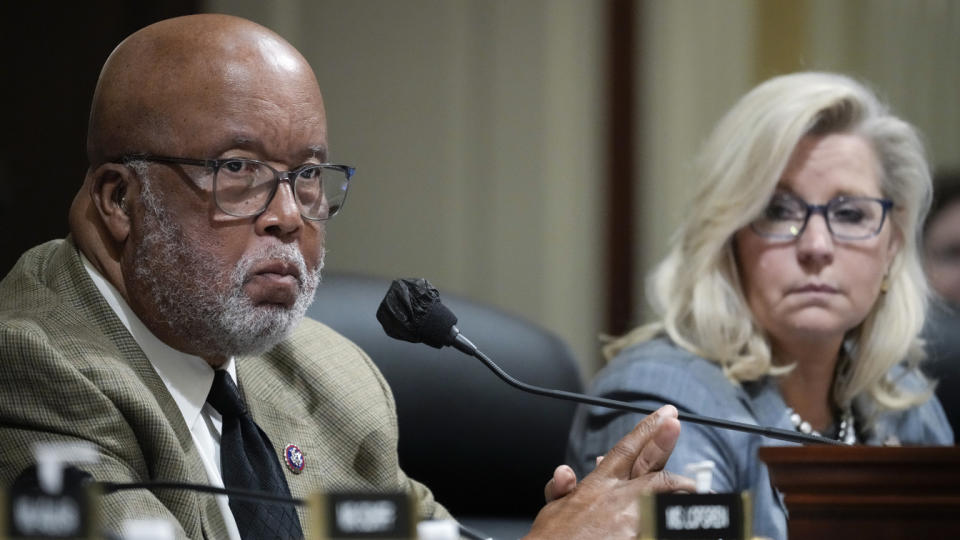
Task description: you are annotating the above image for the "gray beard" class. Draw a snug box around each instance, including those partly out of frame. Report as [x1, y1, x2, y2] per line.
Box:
[132, 177, 322, 358]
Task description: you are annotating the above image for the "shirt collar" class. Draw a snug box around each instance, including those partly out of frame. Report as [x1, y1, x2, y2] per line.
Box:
[745, 377, 795, 435]
[80, 253, 236, 429]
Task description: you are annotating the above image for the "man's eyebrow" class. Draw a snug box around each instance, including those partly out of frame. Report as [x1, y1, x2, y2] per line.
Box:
[207, 135, 259, 156]
[218, 137, 328, 162]
[308, 145, 328, 161]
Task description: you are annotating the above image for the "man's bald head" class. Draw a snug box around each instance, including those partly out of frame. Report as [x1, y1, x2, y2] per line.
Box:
[86, 14, 323, 167]
[75, 14, 331, 362]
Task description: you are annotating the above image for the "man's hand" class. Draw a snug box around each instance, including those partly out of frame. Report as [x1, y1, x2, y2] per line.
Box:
[543, 464, 578, 503]
[526, 405, 695, 539]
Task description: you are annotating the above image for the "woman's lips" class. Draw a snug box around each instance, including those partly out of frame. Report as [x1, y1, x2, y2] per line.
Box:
[790, 283, 839, 294]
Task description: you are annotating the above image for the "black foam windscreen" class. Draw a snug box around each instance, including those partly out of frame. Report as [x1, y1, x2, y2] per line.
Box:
[376, 278, 458, 348]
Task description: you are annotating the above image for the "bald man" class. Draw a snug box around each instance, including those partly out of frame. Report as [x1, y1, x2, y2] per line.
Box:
[0, 14, 692, 539]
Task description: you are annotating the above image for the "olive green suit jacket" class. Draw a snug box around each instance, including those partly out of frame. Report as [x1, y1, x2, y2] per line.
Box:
[0, 238, 448, 539]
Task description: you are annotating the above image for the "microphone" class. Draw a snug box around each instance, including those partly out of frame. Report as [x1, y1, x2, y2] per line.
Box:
[376, 278, 843, 446]
[376, 278, 461, 350]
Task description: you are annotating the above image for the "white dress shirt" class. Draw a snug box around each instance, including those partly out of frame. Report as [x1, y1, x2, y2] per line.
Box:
[81, 254, 241, 540]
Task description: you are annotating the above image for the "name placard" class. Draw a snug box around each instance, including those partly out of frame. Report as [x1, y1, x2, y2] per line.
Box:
[2, 474, 98, 539]
[641, 492, 751, 540]
[310, 492, 415, 540]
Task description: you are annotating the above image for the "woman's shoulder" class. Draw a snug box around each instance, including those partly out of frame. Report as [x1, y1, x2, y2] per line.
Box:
[869, 399, 954, 445]
[601, 337, 727, 384]
[866, 365, 954, 445]
[592, 337, 750, 411]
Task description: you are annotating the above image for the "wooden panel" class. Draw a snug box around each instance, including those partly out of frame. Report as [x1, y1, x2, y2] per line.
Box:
[759, 445, 960, 538]
[604, 0, 638, 336]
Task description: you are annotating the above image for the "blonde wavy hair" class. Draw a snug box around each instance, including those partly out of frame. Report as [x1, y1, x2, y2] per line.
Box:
[606, 72, 933, 413]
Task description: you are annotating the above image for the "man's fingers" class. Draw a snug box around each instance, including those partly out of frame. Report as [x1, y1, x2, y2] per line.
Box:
[630, 415, 682, 479]
[543, 465, 578, 502]
[593, 404, 678, 479]
[641, 469, 698, 494]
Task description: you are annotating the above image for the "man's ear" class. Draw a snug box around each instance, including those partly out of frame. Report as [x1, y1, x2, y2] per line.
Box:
[88, 163, 135, 244]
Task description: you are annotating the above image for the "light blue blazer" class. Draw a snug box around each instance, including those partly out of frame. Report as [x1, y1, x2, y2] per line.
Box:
[566, 338, 954, 540]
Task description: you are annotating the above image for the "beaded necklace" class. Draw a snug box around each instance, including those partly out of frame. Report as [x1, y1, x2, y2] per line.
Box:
[786, 406, 857, 445]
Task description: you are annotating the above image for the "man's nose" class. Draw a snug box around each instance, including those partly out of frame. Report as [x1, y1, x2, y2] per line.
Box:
[255, 180, 302, 238]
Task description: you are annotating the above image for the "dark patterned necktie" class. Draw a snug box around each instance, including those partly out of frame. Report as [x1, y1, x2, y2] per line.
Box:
[206, 370, 303, 540]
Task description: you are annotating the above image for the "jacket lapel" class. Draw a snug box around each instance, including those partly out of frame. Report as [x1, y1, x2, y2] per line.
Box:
[58, 238, 229, 539]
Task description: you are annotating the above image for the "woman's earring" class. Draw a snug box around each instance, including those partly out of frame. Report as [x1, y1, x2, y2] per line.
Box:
[881, 275, 890, 293]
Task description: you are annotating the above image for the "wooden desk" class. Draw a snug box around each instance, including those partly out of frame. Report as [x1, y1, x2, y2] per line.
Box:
[758, 446, 960, 539]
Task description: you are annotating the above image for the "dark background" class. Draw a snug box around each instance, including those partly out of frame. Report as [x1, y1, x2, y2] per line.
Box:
[0, 2, 197, 277]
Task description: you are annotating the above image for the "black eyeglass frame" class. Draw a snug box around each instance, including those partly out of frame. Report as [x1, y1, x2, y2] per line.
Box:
[749, 195, 895, 241]
[115, 154, 356, 221]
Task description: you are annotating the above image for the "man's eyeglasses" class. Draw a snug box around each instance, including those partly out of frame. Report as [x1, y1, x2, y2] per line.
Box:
[750, 193, 894, 241]
[116, 155, 355, 221]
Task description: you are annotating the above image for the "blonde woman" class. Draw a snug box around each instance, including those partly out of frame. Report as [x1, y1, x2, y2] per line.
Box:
[567, 72, 953, 540]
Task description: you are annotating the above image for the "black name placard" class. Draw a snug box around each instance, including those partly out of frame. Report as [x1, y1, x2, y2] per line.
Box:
[640, 492, 752, 540]
[310, 492, 414, 539]
[2, 469, 98, 539]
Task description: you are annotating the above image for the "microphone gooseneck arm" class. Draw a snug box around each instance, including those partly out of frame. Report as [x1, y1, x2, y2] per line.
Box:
[448, 328, 844, 447]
